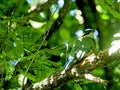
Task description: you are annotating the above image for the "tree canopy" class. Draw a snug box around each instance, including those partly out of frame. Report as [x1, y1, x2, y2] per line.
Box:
[0, 0, 120, 90]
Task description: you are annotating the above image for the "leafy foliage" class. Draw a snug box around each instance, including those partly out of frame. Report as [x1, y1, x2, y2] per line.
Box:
[0, 0, 120, 90]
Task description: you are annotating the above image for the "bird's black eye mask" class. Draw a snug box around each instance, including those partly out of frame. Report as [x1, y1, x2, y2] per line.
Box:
[75, 28, 99, 40]
[82, 28, 94, 37]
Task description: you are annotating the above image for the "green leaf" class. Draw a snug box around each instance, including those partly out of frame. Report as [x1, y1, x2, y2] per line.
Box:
[98, 0, 120, 19]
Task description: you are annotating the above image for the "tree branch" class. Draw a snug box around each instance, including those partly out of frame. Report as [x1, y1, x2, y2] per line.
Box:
[84, 73, 108, 85]
[27, 48, 120, 90]
[26, 0, 71, 40]
[46, 0, 71, 40]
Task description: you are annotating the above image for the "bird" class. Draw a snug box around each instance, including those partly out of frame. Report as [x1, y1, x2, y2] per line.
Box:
[64, 29, 99, 69]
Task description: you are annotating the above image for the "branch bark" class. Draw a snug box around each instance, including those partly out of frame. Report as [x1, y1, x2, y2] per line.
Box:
[46, 0, 71, 40]
[27, 48, 120, 90]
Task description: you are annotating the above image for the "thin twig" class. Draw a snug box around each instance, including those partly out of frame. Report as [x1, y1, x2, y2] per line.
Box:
[22, 3, 59, 88]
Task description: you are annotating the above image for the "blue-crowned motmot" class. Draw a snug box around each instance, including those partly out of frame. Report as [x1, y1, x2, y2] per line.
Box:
[64, 29, 99, 69]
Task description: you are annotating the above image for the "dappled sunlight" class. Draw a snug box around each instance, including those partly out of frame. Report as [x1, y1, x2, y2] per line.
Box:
[27, 0, 48, 5]
[53, 13, 59, 19]
[27, 0, 34, 5]
[27, 0, 48, 13]
[108, 32, 120, 56]
[29, 20, 46, 29]
[84, 74, 108, 85]
[39, 12, 46, 19]
[69, 9, 84, 24]
[1, 0, 120, 89]
[113, 33, 120, 37]
[96, 5, 106, 13]
[76, 13, 84, 24]
[18, 74, 27, 86]
[101, 14, 110, 20]
[117, 0, 120, 2]
[37, 0, 48, 5]
[69, 9, 78, 16]
[71, 68, 79, 76]
[28, 5, 36, 13]
[11, 22, 16, 29]
[96, 5, 110, 20]
[33, 78, 49, 89]
[81, 53, 97, 66]
[85, 74, 96, 81]
[58, 0, 64, 8]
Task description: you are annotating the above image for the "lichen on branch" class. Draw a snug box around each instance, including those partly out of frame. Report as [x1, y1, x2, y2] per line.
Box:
[27, 48, 120, 90]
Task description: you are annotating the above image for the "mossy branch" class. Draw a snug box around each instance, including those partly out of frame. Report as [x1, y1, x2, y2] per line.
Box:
[46, 0, 71, 40]
[27, 48, 120, 90]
